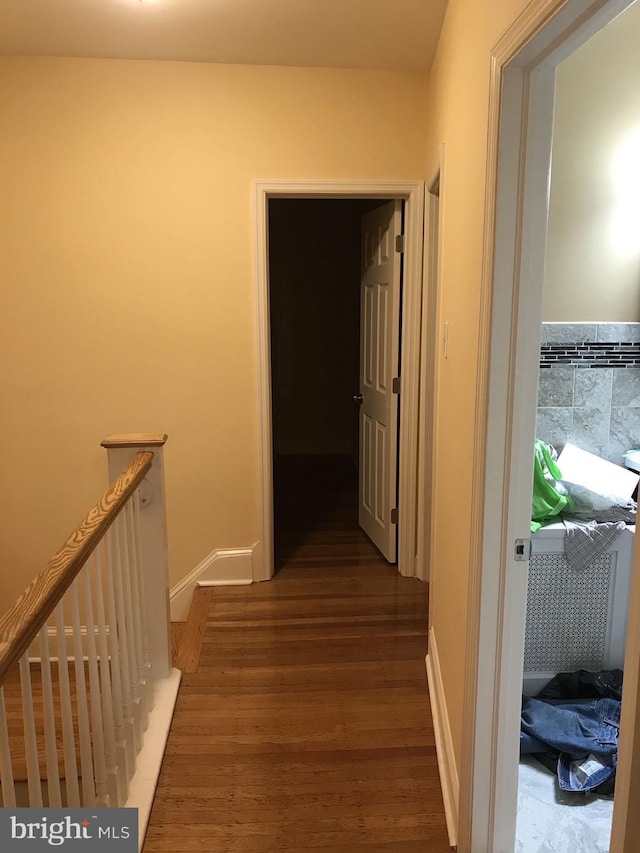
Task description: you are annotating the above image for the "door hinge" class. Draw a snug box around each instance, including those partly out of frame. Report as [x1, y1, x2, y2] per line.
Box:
[514, 538, 531, 561]
[395, 234, 405, 253]
[391, 507, 399, 524]
[392, 376, 401, 394]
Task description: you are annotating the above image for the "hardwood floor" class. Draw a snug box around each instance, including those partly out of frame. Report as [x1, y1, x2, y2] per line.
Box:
[145, 456, 449, 851]
[1, 661, 90, 785]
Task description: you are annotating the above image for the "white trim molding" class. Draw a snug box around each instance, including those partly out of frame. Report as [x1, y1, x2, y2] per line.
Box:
[417, 147, 445, 584]
[170, 547, 254, 621]
[252, 179, 425, 582]
[426, 627, 459, 849]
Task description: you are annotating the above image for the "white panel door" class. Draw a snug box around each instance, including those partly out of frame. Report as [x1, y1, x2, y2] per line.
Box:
[358, 200, 402, 562]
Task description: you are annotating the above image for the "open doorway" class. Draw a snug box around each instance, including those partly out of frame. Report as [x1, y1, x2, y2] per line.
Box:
[268, 198, 395, 571]
[516, 6, 640, 849]
[252, 180, 426, 584]
[464, 0, 640, 851]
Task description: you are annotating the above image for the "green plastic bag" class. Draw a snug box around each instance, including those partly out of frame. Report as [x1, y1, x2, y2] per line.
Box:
[531, 439, 573, 531]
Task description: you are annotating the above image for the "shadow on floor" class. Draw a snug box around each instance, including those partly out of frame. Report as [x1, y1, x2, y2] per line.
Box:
[273, 453, 363, 572]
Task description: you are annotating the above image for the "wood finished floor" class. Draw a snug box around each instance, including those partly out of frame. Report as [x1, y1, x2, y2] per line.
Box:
[1, 661, 93, 784]
[145, 456, 449, 851]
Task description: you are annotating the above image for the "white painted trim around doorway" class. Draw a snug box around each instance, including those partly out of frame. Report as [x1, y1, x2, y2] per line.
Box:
[252, 179, 425, 583]
[462, 0, 640, 851]
[417, 148, 444, 585]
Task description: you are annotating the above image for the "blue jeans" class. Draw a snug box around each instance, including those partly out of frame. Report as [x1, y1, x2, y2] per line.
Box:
[520, 696, 620, 792]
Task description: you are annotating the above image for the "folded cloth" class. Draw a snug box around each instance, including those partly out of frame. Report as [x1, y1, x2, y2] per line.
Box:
[569, 501, 636, 524]
[563, 518, 626, 571]
[520, 696, 620, 792]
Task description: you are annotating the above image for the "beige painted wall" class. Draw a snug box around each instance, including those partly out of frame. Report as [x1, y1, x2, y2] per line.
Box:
[0, 56, 428, 607]
[544, 0, 640, 321]
[424, 0, 531, 774]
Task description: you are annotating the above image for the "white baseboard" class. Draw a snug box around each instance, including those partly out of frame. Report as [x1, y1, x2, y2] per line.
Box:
[426, 626, 459, 849]
[170, 546, 254, 621]
[126, 668, 182, 851]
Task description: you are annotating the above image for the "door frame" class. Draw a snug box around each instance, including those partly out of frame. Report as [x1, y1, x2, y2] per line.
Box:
[417, 149, 445, 585]
[252, 179, 425, 582]
[461, 0, 640, 850]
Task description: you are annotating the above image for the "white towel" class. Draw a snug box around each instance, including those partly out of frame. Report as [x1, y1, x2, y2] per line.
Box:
[563, 519, 626, 571]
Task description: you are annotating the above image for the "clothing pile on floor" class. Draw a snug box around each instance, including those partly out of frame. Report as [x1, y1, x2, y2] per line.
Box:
[520, 670, 623, 795]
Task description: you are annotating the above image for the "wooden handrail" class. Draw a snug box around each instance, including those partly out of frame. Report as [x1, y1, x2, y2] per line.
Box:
[0, 451, 154, 685]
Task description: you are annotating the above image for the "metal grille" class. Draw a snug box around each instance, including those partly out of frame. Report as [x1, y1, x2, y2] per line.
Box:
[524, 552, 615, 673]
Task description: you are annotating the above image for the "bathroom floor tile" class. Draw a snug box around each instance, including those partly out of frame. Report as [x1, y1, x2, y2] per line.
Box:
[516, 757, 613, 852]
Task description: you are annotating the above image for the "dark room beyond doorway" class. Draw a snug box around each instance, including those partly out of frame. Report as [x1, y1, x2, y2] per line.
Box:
[268, 198, 393, 571]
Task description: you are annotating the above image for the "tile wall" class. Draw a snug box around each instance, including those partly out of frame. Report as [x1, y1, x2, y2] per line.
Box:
[537, 323, 640, 464]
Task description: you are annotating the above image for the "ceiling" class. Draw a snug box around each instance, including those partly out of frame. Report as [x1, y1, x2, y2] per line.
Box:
[0, 0, 448, 71]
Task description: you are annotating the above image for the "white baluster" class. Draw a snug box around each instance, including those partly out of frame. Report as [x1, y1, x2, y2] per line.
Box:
[0, 686, 16, 807]
[132, 494, 154, 710]
[82, 560, 108, 806]
[55, 603, 80, 807]
[38, 625, 62, 807]
[124, 500, 149, 729]
[94, 542, 125, 805]
[108, 522, 138, 770]
[19, 653, 43, 807]
[116, 513, 144, 753]
[70, 578, 96, 807]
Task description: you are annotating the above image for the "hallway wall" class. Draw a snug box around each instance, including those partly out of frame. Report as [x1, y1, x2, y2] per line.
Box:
[424, 4, 640, 845]
[423, 0, 532, 788]
[0, 56, 429, 604]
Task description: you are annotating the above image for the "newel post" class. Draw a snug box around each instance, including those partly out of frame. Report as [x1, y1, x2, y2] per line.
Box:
[101, 433, 172, 679]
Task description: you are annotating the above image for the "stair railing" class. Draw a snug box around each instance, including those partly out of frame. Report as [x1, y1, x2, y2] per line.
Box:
[0, 434, 172, 822]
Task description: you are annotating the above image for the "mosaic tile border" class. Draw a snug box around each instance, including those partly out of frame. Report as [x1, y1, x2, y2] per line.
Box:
[540, 341, 640, 368]
[537, 323, 640, 463]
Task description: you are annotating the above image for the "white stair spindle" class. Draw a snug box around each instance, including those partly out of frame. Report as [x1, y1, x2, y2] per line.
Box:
[19, 654, 43, 807]
[104, 530, 134, 785]
[109, 521, 138, 764]
[82, 560, 108, 806]
[94, 542, 124, 806]
[125, 500, 149, 729]
[70, 578, 96, 807]
[116, 513, 144, 752]
[0, 686, 16, 807]
[55, 603, 80, 807]
[38, 625, 62, 807]
[132, 494, 154, 710]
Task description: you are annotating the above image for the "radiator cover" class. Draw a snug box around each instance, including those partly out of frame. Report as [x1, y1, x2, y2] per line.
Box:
[523, 524, 633, 696]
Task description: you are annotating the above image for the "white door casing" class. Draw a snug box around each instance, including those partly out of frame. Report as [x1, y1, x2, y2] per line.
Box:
[417, 150, 444, 584]
[252, 180, 425, 583]
[358, 201, 402, 562]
